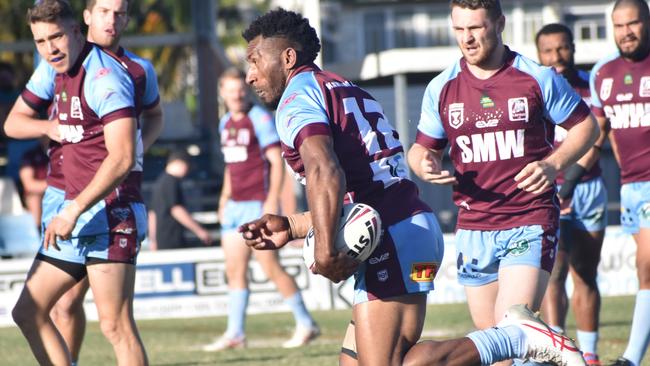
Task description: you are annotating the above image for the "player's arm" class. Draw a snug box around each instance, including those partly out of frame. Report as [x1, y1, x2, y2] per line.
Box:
[170, 205, 211, 245]
[140, 103, 163, 151]
[262, 145, 284, 214]
[300, 134, 359, 283]
[19, 164, 47, 195]
[516, 114, 599, 194]
[558, 114, 609, 200]
[147, 210, 158, 250]
[407, 143, 457, 185]
[3, 96, 59, 141]
[44, 117, 137, 247]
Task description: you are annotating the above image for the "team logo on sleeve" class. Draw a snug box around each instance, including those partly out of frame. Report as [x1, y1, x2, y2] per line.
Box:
[639, 77, 650, 97]
[600, 78, 613, 101]
[508, 97, 529, 122]
[448, 103, 464, 129]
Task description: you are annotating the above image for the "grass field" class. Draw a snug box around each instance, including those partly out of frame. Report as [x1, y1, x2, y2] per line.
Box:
[0, 295, 646, 366]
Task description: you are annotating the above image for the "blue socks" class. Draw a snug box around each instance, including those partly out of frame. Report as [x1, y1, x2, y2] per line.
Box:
[285, 292, 314, 328]
[467, 325, 526, 364]
[226, 289, 249, 338]
[576, 330, 598, 355]
[623, 289, 650, 365]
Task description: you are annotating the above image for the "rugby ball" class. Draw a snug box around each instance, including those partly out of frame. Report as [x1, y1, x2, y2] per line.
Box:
[303, 203, 382, 270]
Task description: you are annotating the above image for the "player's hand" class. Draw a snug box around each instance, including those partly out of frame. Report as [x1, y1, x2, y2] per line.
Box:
[419, 150, 457, 185]
[47, 119, 61, 143]
[43, 201, 81, 250]
[514, 160, 557, 195]
[239, 214, 291, 250]
[312, 250, 360, 283]
[197, 228, 212, 246]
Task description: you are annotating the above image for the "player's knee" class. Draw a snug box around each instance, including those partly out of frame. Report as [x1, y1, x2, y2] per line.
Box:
[98, 317, 129, 344]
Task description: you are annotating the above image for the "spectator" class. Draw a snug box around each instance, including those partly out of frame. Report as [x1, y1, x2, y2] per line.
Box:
[148, 149, 211, 250]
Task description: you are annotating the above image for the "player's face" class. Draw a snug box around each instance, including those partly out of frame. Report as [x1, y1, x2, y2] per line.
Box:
[220, 77, 249, 114]
[613, 5, 650, 61]
[31, 20, 84, 74]
[84, 0, 129, 51]
[536, 32, 574, 75]
[245, 36, 288, 110]
[451, 6, 504, 67]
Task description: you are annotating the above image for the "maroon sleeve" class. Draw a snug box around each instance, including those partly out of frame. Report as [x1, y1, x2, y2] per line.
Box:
[102, 107, 137, 125]
[557, 101, 591, 130]
[20, 89, 51, 112]
[415, 130, 448, 151]
[293, 123, 331, 151]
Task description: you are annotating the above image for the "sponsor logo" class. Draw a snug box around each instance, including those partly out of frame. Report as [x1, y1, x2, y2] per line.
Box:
[640, 77, 650, 97]
[58, 124, 85, 143]
[476, 119, 499, 128]
[94, 67, 111, 80]
[369, 252, 389, 265]
[119, 237, 128, 248]
[508, 97, 529, 122]
[410, 262, 438, 282]
[70, 96, 84, 120]
[480, 94, 495, 108]
[456, 129, 525, 163]
[624, 73, 633, 85]
[603, 102, 650, 129]
[236, 129, 250, 145]
[507, 239, 530, 257]
[279, 92, 298, 112]
[377, 269, 389, 282]
[616, 93, 634, 102]
[111, 207, 131, 221]
[448, 103, 464, 129]
[600, 78, 613, 101]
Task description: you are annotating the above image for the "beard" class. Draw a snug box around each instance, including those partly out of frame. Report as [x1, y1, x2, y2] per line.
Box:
[618, 30, 650, 61]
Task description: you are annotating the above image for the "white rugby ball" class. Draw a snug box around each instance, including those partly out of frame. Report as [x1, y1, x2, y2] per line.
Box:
[303, 202, 382, 270]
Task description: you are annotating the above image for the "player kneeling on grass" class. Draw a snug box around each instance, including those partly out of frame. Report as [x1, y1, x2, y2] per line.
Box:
[238, 8, 586, 366]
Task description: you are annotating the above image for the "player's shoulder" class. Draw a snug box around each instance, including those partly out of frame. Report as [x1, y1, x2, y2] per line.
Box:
[121, 48, 155, 72]
[510, 51, 555, 80]
[248, 104, 273, 124]
[83, 44, 130, 80]
[427, 59, 462, 93]
[591, 51, 622, 76]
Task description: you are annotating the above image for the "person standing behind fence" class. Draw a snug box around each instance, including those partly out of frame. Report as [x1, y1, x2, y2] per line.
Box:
[148, 149, 212, 250]
[535, 23, 609, 366]
[201, 67, 319, 351]
[590, 1, 650, 365]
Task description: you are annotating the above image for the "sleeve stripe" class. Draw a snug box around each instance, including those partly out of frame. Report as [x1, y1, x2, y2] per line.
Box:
[102, 107, 137, 125]
[294, 123, 331, 151]
[415, 130, 448, 151]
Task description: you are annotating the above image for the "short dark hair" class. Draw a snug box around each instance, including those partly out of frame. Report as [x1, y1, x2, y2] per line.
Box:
[613, 0, 650, 20]
[535, 23, 574, 46]
[85, 0, 130, 12]
[242, 8, 321, 67]
[450, 0, 503, 21]
[167, 149, 191, 165]
[27, 0, 76, 24]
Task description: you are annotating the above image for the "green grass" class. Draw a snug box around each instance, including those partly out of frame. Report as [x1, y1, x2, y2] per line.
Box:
[0, 296, 646, 365]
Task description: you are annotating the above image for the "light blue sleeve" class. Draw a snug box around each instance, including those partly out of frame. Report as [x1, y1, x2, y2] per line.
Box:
[275, 72, 329, 149]
[249, 105, 279, 149]
[84, 51, 135, 119]
[514, 56, 584, 125]
[25, 60, 56, 101]
[417, 64, 460, 140]
[140, 59, 160, 107]
[589, 53, 619, 110]
[218, 113, 230, 133]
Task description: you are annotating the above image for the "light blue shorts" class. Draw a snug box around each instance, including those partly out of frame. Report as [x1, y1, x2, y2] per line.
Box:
[41, 186, 65, 236]
[455, 225, 558, 287]
[620, 181, 650, 235]
[559, 177, 608, 232]
[221, 200, 263, 234]
[353, 212, 445, 304]
[39, 199, 147, 265]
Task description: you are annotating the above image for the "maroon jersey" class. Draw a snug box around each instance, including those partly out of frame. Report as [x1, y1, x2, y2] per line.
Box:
[416, 48, 591, 231]
[20, 145, 48, 181]
[219, 105, 280, 201]
[275, 64, 430, 227]
[591, 51, 650, 184]
[554, 69, 601, 184]
[53, 42, 138, 201]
